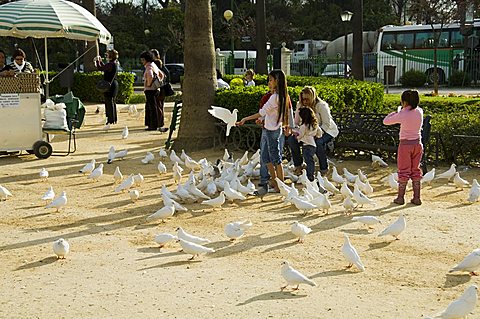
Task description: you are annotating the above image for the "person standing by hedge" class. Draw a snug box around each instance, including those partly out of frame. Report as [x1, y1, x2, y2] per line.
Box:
[383, 90, 423, 205]
[236, 69, 290, 192]
[95, 49, 119, 127]
[140, 50, 164, 131]
[287, 86, 338, 176]
[150, 49, 169, 133]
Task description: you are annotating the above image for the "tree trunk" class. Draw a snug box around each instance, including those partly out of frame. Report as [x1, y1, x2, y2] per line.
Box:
[352, 0, 364, 80]
[83, 0, 99, 72]
[255, 0, 267, 75]
[173, 0, 216, 151]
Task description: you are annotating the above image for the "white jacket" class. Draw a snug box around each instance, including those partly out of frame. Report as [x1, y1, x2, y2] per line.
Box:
[294, 100, 339, 138]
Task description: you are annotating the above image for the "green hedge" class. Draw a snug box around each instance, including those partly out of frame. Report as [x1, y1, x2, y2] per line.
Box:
[383, 94, 480, 114]
[45, 71, 134, 103]
[214, 80, 384, 119]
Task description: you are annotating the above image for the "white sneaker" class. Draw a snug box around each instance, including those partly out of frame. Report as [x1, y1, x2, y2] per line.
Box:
[102, 124, 110, 131]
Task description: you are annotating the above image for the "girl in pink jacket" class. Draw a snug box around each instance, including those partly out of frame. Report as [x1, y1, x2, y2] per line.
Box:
[383, 90, 423, 205]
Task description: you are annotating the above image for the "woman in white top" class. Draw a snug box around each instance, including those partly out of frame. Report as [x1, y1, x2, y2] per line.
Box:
[236, 70, 290, 192]
[287, 86, 338, 175]
[243, 69, 255, 86]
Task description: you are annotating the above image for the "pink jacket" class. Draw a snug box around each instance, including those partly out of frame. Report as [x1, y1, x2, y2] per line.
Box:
[383, 106, 423, 140]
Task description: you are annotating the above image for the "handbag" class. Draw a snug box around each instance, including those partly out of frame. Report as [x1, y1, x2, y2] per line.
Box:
[151, 73, 163, 90]
[96, 80, 111, 93]
[163, 82, 175, 96]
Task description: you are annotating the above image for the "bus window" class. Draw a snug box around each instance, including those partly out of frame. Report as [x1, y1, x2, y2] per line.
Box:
[450, 30, 465, 48]
[381, 32, 414, 50]
[415, 31, 449, 48]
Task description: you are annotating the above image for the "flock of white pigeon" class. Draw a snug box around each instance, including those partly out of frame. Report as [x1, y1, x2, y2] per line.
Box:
[1, 142, 479, 318]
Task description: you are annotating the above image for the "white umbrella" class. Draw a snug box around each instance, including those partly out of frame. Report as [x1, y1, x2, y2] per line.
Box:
[0, 0, 112, 95]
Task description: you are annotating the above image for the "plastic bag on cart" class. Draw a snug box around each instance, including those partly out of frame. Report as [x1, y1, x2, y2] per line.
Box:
[43, 102, 68, 130]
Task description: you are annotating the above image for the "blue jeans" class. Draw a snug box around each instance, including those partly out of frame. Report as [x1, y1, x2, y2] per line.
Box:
[260, 129, 285, 186]
[315, 133, 333, 171]
[302, 145, 316, 181]
[286, 134, 303, 167]
[260, 127, 282, 165]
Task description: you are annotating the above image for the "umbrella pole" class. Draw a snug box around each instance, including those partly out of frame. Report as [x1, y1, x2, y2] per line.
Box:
[45, 38, 49, 98]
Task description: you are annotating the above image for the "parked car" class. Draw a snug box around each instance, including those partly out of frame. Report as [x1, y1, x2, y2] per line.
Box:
[321, 63, 351, 78]
[164, 63, 184, 84]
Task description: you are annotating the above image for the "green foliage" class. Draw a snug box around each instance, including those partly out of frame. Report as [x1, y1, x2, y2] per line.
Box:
[229, 78, 244, 88]
[399, 69, 427, 87]
[383, 94, 480, 114]
[214, 80, 384, 120]
[448, 71, 471, 87]
[47, 71, 134, 103]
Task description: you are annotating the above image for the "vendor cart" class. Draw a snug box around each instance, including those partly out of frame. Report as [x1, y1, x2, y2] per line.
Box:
[0, 73, 54, 159]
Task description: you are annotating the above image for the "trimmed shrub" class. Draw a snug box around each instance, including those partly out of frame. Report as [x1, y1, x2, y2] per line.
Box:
[46, 71, 135, 103]
[399, 69, 427, 87]
[448, 71, 471, 87]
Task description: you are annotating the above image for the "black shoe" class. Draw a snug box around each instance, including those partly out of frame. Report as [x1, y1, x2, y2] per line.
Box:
[254, 185, 268, 197]
[145, 127, 156, 131]
[95, 108, 100, 114]
[158, 127, 168, 133]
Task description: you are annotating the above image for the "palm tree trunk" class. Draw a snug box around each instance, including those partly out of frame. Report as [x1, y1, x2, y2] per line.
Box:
[173, 0, 216, 151]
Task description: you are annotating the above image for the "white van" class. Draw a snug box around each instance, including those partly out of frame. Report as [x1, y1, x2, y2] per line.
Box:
[219, 50, 256, 75]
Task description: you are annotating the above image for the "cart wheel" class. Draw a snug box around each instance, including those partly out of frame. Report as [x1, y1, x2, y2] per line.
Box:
[33, 141, 53, 159]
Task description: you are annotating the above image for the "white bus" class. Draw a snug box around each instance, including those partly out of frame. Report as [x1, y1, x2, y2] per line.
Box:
[219, 50, 256, 75]
[372, 21, 480, 84]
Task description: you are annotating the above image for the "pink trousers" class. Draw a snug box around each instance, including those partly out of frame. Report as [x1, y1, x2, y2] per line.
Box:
[397, 139, 423, 182]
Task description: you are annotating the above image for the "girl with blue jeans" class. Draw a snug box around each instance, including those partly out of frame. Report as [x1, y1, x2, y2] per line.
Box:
[293, 108, 322, 181]
[287, 86, 339, 176]
[237, 70, 290, 192]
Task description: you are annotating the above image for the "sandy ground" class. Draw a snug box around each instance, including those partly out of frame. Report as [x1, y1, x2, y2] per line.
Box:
[0, 103, 479, 319]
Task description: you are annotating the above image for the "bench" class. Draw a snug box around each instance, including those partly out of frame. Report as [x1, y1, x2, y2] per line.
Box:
[165, 100, 182, 149]
[331, 112, 432, 172]
[452, 134, 480, 166]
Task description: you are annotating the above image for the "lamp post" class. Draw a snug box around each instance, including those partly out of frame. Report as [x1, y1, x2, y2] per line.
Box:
[341, 10, 353, 78]
[224, 9, 234, 74]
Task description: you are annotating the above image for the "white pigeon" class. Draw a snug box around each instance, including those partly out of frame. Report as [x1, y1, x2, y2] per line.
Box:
[157, 161, 167, 174]
[468, 179, 480, 203]
[178, 238, 215, 260]
[162, 194, 188, 212]
[340, 181, 354, 199]
[362, 180, 374, 195]
[342, 234, 365, 272]
[176, 227, 210, 245]
[224, 220, 253, 241]
[238, 151, 249, 166]
[41, 186, 55, 204]
[46, 191, 67, 212]
[129, 190, 140, 202]
[357, 169, 368, 183]
[87, 163, 104, 181]
[291, 196, 317, 215]
[115, 174, 135, 192]
[208, 106, 238, 136]
[222, 148, 231, 162]
[133, 173, 144, 187]
[121, 126, 129, 139]
[332, 166, 346, 185]
[79, 159, 96, 175]
[280, 260, 317, 291]
[428, 285, 478, 319]
[39, 168, 49, 181]
[53, 238, 70, 259]
[421, 168, 435, 186]
[187, 183, 210, 200]
[353, 184, 376, 207]
[146, 205, 175, 223]
[449, 249, 480, 276]
[205, 179, 218, 197]
[372, 154, 388, 168]
[378, 214, 406, 240]
[161, 184, 179, 200]
[453, 172, 470, 189]
[184, 156, 200, 171]
[351, 216, 382, 229]
[354, 176, 367, 193]
[173, 162, 183, 184]
[158, 147, 168, 159]
[153, 233, 178, 248]
[310, 193, 331, 214]
[291, 221, 312, 243]
[169, 150, 184, 165]
[113, 166, 123, 184]
[435, 164, 457, 181]
[0, 184, 13, 201]
[223, 181, 246, 201]
[107, 146, 116, 164]
[387, 173, 399, 191]
[322, 176, 340, 194]
[343, 168, 358, 184]
[141, 152, 155, 164]
[201, 191, 225, 209]
[342, 195, 356, 215]
[180, 149, 188, 161]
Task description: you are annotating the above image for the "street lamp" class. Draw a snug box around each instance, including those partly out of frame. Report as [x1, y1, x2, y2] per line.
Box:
[341, 10, 353, 78]
[224, 9, 234, 74]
